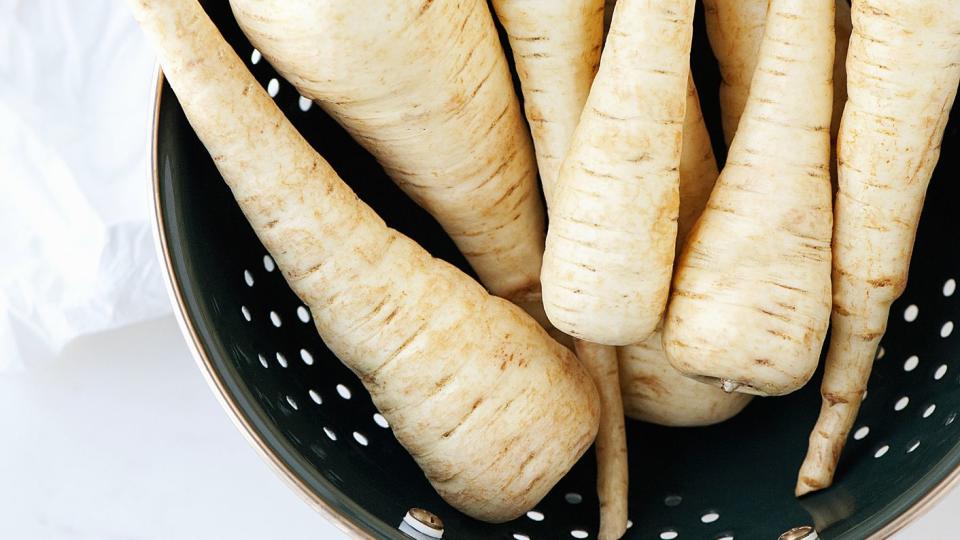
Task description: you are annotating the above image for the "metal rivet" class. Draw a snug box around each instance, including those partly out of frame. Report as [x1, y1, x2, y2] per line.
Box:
[779, 526, 819, 540]
[399, 508, 443, 539]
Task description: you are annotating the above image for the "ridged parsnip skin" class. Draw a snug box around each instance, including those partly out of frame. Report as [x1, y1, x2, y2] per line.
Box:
[663, 0, 835, 397]
[619, 328, 752, 426]
[491, 0, 604, 204]
[705, 0, 853, 158]
[576, 341, 628, 540]
[796, 0, 960, 497]
[491, 3, 626, 536]
[619, 77, 752, 426]
[541, 0, 696, 346]
[491, 4, 626, 535]
[127, 0, 600, 522]
[675, 77, 721, 256]
[228, 0, 545, 316]
[702, 0, 769, 145]
[832, 0, 852, 155]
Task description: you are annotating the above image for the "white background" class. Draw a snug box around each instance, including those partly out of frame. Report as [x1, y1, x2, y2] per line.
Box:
[0, 315, 955, 539]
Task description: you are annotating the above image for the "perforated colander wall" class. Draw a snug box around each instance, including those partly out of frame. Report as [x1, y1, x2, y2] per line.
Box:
[155, 2, 960, 539]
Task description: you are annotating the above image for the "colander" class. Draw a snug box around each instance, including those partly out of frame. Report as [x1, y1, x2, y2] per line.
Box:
[151, 2, 960, 539]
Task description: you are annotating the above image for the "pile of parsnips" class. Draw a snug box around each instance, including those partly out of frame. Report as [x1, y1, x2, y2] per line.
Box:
[128, 0, 960, 537]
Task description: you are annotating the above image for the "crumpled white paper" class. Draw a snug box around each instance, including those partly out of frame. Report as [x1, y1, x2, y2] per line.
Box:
[0, 0, 169, 370]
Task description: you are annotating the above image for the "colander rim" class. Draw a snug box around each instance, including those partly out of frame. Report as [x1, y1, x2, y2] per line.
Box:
[150, 67, 382, 540]
[149, 64, 960, 540]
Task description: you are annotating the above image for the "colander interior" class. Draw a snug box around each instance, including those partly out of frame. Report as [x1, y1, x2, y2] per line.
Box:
[155, 2, 960, 539]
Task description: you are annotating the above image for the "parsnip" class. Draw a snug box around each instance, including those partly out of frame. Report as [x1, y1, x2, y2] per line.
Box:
[619, 330, 752, 426]
[832, 0, 852, 155]
[128, 0, 600, 522]
[492, 4, 624, 535]
[663, 0, 835, 397]
[576, 341, 628, 540]
[228, 0, 546, 319]
[541, 0, 696, 346]
[797, 0, 960, 497]
[491, 0, 604, 204]
[704, 0, 852, 153]
[619, 77, 752, 427]
[702, 0, 769, 145]
[675, 77, 721, 256]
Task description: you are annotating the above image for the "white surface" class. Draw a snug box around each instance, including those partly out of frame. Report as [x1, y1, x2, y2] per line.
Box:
[0, 315, 956, 539]
[0, 316, 346, 540]
[0, 0, 168, 371]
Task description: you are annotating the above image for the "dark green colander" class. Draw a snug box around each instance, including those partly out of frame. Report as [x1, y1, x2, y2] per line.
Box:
[152, 2, 960, 538]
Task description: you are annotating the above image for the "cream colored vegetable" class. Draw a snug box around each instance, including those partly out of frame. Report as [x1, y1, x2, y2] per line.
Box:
[663, 0, 835, 397]
[831, 0, 852, 159]
[228, 0, 546, 319]
[702, 0, 769, 145]
[491, 0, 604, 205]
[797, 0, 960, 497]
[491, 4, 624, 535]
[542, 0, 696, 346]
[127, 0, 600, 522]
[704, 0, 852, 153]
[576, 341, 629, 540]
[620, 329, 752, 426]
[619, 77, 752, 427]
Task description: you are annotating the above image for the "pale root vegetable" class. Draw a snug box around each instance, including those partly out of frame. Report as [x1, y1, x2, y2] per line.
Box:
[619, 326, 753, 426]
[796, 0, 960, 497]
[491, 0, 604, 204]
[830, 0, 853, 186]
[619, 77, 752, 427]
[675, 77, 721, 256]
[541, 0, 696, 346]
[228, 0, 546, 319]
[491, 4, 625, 535]
[663, 0, 835, 397]
[576, 341, 629, 540]
[128, 0, 600, 522]
[704, 0, 852, 153]
[702, 0, 769, 145]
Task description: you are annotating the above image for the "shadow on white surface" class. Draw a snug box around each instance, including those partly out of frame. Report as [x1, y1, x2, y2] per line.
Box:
[1, 315, 958, 539]
[0, 316, 346, 539]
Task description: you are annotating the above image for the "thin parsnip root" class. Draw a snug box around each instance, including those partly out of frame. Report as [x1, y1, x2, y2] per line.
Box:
[576, 341, 629, 540]
[663, 0, 835, 397]
[492, 3, 625, 534]
[704, 0, 852, 155]
[228, 0, 546, 318]
[491, 0, 604, 204]
[702, 0, 769, 145]
[128, 0, 600, 522]
[796, 0, 960, 497]
[541, 0, 696, 346]
[619, 77, 752, 427]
